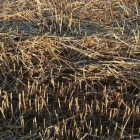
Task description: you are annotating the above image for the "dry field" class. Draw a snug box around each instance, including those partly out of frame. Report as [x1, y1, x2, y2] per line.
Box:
[0, 0, 140, 139]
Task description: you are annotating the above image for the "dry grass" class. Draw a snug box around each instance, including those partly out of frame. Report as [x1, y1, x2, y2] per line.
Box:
[0, 0, 140, 139]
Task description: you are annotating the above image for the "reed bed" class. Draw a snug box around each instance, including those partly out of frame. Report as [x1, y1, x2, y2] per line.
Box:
[0, 0, 140, 139]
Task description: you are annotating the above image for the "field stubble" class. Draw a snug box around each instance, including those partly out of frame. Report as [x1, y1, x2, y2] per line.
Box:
[0, 0, 140, 139]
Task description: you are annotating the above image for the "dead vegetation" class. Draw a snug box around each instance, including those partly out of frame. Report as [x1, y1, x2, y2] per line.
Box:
[0, 0, 140, 139]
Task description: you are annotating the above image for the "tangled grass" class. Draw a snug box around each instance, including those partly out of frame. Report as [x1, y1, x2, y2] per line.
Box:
[0, 0, 140, 139]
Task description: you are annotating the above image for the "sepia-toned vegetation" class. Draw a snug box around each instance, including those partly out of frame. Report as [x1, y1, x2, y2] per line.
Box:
[0, 0, 140, 139]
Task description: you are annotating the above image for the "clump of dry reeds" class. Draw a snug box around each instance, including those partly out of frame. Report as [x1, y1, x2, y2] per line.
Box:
[0, 0, 140, 139]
